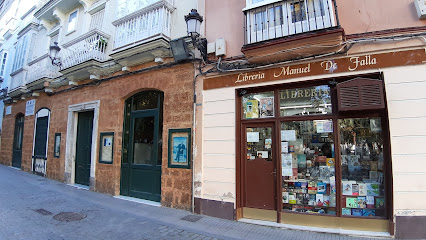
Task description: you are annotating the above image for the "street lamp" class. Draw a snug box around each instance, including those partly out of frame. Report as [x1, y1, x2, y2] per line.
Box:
[49, 42, 61, 67]
[184, 9, 207, 61]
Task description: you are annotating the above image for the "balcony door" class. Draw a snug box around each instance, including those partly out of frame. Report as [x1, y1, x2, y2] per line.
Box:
[286, 0, 334, 35]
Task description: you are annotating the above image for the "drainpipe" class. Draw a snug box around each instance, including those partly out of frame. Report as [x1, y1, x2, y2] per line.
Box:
[192, 62, 202, 214]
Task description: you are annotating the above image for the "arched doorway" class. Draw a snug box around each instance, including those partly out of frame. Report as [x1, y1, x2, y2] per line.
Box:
[121, 90, 164, 202]
[12, 114, 25, 168]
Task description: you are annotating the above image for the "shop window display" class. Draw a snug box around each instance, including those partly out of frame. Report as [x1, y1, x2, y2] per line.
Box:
[281, 120, 336, 215]
[339, 118, 385, 218]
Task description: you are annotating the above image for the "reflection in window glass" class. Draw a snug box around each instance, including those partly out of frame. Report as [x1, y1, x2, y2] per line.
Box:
[243, 91, 274, 119]
[339, 118, 385, 218]
[68, 11, 78, 32]
[133, 117, 154, 165]
[280, 85, 331, 116]
[281, 120, 336, 215]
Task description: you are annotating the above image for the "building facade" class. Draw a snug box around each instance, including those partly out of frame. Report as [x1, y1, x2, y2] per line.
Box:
[194, 0, 426, 239]
[0, 0, 202, 210]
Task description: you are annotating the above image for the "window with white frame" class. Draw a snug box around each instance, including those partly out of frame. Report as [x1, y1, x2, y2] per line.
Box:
[245, 0, 335, 44]
[117, 0, 160, 18]
[67, 10, 78, 33]
[12, 35, 28, 72]
[0, 51, 7, 77]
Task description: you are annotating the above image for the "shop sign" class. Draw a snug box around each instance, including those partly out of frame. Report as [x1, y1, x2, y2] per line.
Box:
[203, 49, 426, 90]
[25, 99, 35, 116]
[5, 106, 11, 115]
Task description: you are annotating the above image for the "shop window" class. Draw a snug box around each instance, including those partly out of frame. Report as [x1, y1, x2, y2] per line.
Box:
[246, 127, 273, 161]
[339, 118, 386, 217]
[280, 85, 331, 116]
[242, 91, 274, 119]
[281, 120, 336, 215]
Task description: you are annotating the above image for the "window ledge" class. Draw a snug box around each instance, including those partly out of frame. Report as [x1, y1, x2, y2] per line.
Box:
[66, 29, 76, 36]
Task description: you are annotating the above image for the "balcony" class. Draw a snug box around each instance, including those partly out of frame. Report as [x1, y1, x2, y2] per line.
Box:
[242, 0, 344, 63]
[57, 30, 110, 81]
[8, 69, 28, 98]
[111, 0, 173, 66]
[26, 55, 61, 90]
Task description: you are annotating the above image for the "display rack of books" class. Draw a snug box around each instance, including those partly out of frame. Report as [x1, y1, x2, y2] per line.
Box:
[281, 120, 336, 215]
[339, 118, 386, 218]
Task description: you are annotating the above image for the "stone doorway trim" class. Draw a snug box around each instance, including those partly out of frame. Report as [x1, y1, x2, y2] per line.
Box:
[64, 100, 100, 190]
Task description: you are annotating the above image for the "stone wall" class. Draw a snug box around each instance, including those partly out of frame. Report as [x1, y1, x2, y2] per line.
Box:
[0, 62, 194, 210]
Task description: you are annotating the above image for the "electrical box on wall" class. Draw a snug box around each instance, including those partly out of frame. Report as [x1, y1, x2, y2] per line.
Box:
[414, 0, 426, 19]
[207, 42, 216, 54]
[215, 38, 226, 57]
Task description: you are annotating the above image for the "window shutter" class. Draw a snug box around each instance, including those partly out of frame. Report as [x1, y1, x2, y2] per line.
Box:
[337, 77, 385, 111]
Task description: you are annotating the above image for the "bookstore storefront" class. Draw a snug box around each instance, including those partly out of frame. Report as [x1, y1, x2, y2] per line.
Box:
[237, 73, 392, 232]
[199, 49, 426, 234]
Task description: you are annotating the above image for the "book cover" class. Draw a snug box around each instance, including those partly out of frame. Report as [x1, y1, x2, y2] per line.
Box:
[357, 197, 367, 208]
[317, 182, 327, 194]
[303, 193, 310, 205]
[245, 100, 259, 119]
[329, 194, 336, 207]
[319, 166, 331, 179]
[289, 193, 296, 204]
[342, 181, 353, 195]
[351, 209, 363, 216]
[316, 194, 324, 207]
[282, 192, 289, 203]
[376, 197, 385, 208]
[363, 209, 376, 216]
[316, 156, 327, 163]
[308, 194, 316, 206]
[323, 195, 330, 207]
[352, 184, 359, 196]
[330, 176, 336, 194]
[296, 193, 303, 204]
[369, 171, 378, 181]
[358, 183, 367, 196]
[326, 158, 335, 167]
[281, 142, 289, 153]
[308, 181, 317, 194]
[297, 154, 307, 169]
[367, 183, 380, 196]
[346, 197, 358, 208]
[342, 208, 351, 216]
[366, 196, 375, 209]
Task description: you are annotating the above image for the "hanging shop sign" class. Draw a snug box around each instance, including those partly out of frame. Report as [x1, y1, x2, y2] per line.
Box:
[203, 49, 426, 90]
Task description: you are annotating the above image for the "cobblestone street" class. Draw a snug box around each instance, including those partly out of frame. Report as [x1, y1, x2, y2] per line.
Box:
[0, 165, 386, 240]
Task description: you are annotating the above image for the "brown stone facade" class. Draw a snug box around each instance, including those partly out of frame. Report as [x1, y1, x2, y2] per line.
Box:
[0, 62, 195, 210]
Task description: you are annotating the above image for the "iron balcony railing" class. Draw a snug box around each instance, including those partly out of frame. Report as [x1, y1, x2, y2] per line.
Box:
[60, 30, 109, 70]
[244, 0, 340, 45]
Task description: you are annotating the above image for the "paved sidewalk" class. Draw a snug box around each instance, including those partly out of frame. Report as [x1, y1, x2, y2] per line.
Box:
[0, 164, 385, 240]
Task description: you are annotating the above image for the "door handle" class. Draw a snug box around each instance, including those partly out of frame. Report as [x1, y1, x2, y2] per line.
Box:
[271, 170, 277, 175]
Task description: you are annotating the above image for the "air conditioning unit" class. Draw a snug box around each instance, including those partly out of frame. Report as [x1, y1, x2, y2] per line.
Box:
[414, 0, 426, 19]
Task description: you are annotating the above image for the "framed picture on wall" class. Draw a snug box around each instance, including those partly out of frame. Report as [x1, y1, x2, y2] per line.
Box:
[99, 132, 114, 164]
[168, 128, 191, 169]
[54, 133, 61, 158]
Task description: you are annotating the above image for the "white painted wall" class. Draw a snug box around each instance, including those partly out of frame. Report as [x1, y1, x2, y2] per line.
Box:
[384, 64, 426, 217]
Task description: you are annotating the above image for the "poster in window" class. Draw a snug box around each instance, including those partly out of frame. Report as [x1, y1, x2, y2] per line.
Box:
[246, 100, 259, 118]
[259, 97, 274, 118]
[168, 128, 191, 169]
[99, 132, 114, 164]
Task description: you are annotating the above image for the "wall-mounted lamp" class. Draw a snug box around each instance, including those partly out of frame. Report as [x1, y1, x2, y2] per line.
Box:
[184, 9, 207, 61]
[49, 42, 61, 67]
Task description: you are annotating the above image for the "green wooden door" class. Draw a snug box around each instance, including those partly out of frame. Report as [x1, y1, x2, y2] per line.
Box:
[12, 114, 24, 168]
[75, 111, 94, 186]
[121, 91, 163, 202]
[127, 110, 161, 201]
